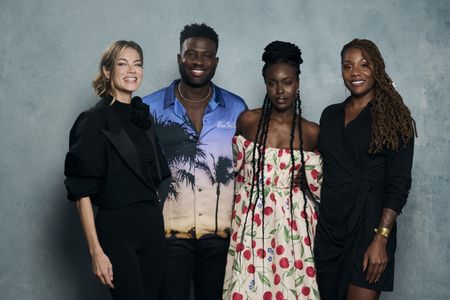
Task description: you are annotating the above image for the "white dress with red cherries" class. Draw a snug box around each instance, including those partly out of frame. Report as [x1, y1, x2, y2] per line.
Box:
[223, 135, 322, 300]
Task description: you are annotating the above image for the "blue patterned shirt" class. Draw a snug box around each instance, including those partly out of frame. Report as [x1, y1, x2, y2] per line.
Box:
[143, 80, 247, 239]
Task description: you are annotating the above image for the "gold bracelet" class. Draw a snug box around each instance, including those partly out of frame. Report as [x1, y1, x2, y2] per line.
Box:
[374, 227, 391, 238]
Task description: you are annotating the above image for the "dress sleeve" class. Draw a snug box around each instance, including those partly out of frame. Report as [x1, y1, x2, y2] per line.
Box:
[232, 135, 245, 173]
[382, 137, 414, 213]
[232, 135, 247, 195]
[305, 154, 323, 200]
[64, 111, 106, 201]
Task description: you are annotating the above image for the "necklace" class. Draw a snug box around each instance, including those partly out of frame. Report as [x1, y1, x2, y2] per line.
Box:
[178, 82, 211, 103]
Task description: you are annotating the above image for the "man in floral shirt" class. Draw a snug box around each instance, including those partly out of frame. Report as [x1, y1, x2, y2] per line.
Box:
[143, 23, 247, 299]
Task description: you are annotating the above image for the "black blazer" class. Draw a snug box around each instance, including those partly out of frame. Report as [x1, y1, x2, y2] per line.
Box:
[64, 97, 171, 209]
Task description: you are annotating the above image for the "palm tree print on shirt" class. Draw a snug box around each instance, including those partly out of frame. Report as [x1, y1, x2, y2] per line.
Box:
[197, 154, 234, 235]
[153, 115, 206, 202]
[154, 115, 233, 202]
[153, 113, 235, 239]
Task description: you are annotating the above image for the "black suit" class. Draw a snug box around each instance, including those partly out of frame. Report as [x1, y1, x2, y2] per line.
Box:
[65, 97, 170, 208]
[64, 97, 171, 299]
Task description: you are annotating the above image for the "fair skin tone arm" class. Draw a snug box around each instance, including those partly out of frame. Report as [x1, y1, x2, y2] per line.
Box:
[76, 197, 114, 289]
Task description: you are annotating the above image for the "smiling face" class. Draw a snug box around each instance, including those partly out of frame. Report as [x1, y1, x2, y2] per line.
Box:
[265, 63, 299, 112]
[341, 47, 375, 100]
[103, 47, 143, 102]
[178, 37, 218, 88]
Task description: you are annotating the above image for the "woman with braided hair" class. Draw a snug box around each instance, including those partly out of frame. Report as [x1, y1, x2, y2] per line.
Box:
[223, 41, 322, 300]
[314, 39, 415, 300]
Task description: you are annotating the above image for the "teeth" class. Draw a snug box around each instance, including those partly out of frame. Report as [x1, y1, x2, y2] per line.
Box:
[351, 80, 364, 85]
[192, 70, 204, 75]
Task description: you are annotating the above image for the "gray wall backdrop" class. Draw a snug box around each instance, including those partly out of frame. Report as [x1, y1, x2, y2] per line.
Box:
[1, 0, 449, 299]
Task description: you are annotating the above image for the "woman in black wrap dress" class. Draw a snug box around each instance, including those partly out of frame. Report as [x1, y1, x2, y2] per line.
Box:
[64, 41, 170, 299]
[314, 39, 416, 300]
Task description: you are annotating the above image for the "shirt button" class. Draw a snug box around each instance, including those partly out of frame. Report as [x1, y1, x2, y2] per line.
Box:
[190, 227, 197, 238]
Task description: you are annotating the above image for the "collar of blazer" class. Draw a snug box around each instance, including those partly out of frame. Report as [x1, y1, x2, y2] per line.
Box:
[99, 101, 156, 189]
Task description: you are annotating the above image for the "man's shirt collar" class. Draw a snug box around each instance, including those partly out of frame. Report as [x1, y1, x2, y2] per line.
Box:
[163, 79, 225, 110]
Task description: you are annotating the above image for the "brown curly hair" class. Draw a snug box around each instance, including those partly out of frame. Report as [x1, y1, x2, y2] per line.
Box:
[341, 39, 416, 153]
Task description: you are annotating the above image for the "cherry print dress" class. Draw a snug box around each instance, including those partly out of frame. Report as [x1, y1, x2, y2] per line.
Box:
[223, 135, 322, 300]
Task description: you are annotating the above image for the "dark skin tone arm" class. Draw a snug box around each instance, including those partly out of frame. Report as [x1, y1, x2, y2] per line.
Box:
[347, 209, 397, 300]
[304, 119, 319, 151]
[363, 208, 398, 283]
[235, 109, 259, 138]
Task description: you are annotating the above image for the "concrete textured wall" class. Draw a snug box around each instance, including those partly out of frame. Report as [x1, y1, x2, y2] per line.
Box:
[0, 0, 449, 299]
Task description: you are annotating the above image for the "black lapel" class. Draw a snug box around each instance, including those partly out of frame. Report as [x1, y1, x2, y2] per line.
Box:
[332, 99, 347, 129]
[334, 99, 359, 173]
[145, 121, 163, 181]
[100, 105, 153, 188]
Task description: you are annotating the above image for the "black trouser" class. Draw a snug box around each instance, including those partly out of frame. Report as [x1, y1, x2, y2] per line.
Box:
[96, 202, 166, 300]
[159, 238, 229, 300]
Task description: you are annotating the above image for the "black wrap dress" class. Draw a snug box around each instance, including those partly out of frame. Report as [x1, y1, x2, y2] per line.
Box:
[314, 99, 414, 300]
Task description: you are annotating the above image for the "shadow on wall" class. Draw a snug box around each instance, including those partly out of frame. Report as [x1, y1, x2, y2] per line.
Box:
[45, 94, 111, 299]
[51, 187, 109, 300]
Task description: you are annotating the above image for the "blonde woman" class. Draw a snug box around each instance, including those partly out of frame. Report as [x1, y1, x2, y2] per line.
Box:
[64, 41, 170, 299]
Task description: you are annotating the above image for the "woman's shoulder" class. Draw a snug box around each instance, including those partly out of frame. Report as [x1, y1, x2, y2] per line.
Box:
[302, 118, 319, 137]
[301, 118, 320, 150]
[238, 108, 261, 122]
[70, 99, 109, 136]
[236, 108, 261, 135]
[301, 118, 319, 132]
[322, 100, 347, 116]
[319, 101, 346, 126]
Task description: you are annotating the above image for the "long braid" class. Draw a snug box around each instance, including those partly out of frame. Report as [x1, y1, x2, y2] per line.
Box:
[341, 39, 417, 153]
[250, 97, 271, 270]
[296, 91, 312, 253]
[288, 93, 297, 261]
[239, 95, 269, 270]
[259, 100, 272, 273]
